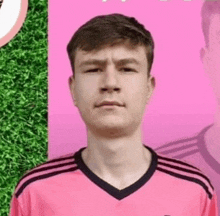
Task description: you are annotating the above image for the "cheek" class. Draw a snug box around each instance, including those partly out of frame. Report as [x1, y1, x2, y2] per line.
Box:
[75, 79, 96, 102]
[211, 77, 220, 98]
[207, 54, 220, 78]
[204, 52, 220, 98]
[125, 80, 148, 108]
[204, 50, 220, 73]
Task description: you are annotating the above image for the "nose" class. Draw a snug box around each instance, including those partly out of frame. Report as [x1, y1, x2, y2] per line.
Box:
[100, 66, 120, 93]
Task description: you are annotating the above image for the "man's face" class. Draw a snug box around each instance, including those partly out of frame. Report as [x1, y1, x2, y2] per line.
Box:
[69, 44, 155, 137]
[202, 14, 220, 104]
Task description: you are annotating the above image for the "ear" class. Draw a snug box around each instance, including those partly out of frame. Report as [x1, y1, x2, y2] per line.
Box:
[68, 76, 77, 106]
[146, 76, 155, 102]
[200, 47, 206, 63]
[200, 47, 211, 77]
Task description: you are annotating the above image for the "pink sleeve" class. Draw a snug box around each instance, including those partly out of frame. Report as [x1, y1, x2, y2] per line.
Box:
[202, 192, 218, 216]
[9, 195, 24, 216]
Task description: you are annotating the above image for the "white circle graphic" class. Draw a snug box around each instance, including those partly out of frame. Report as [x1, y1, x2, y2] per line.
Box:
[0, 0, 21, 39]
[0, 0, 28, 47]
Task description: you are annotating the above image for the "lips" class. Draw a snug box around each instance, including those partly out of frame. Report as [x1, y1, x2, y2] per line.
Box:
[96, 101, 124, 107]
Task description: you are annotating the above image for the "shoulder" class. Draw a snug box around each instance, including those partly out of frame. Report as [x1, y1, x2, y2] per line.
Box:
[155, 151, 214, 200]
[154, 125, 213, 159]
[155, 135, 199, 159]
[14, 152, 79, 199]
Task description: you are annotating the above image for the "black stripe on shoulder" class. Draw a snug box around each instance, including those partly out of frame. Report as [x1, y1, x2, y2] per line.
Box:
[16, 166, 79, 199]
[157, 167, 213, 199]
[158, 143, 198, 155]
[157, 154, 200, 171]
[171, 149, 200, 160]
[15, 154, 76, 188]
[36, 154, 75, 167]
[158, 161, 214, 190]
[16, 160, 77, 188]
[15, 155, 76, 188]
[155, 137, 198, 151]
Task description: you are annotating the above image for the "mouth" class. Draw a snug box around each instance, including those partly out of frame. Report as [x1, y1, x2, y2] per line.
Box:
[99, 104, 120, 107]
[96, 104, 125, 109]
[96, 101, 124, 108]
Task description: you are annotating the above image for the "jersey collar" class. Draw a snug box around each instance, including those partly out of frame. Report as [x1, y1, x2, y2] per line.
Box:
[74, 144, 158, 200]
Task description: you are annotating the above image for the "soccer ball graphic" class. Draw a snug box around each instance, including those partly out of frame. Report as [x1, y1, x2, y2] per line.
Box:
[0, 0, 28, 47]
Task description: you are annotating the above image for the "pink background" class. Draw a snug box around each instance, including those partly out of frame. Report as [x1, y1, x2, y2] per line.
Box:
[49, 0, 216, 159]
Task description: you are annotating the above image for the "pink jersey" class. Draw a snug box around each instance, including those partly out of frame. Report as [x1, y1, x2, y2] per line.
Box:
[9, 145, 217, 216]
[155, 124, 220, 215]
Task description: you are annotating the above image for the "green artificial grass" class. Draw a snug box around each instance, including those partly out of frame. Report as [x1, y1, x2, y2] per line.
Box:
[0, 0, 48, 215]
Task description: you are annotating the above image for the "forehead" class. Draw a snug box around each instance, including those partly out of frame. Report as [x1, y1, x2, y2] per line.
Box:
[209, 14, 220, 44]
[74, 44, 148, 67]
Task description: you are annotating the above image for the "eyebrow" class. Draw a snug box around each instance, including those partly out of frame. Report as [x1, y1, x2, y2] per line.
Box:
[116, 58, 140, 66]
[79, 58, 140, 67]
[79, 59, 107, 67]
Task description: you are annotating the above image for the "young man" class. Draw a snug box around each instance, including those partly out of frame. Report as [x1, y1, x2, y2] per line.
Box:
[156, 0, 220, 212]
[9, 14, 217, 215]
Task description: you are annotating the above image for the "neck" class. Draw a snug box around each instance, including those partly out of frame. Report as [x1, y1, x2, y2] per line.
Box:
[213, 104, 220, 127]
[204, 107, 220, 163]
[82, 126, 151, 190]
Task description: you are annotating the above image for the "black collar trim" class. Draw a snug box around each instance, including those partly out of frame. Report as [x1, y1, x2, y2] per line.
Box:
[74, 145, 158, 200]
[197, 124, 220, 174]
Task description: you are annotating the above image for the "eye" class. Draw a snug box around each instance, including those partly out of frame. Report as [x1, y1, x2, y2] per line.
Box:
[85, 68, 101, 73]
[120, 67, 136, 72]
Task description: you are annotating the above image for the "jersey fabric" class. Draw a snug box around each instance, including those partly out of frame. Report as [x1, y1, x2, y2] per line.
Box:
[155, 124, 220, 215]
[9, 145, 217, 216]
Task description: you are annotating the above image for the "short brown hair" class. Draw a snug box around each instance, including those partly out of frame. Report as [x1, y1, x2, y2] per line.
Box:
[201, 0, 220, 46]
[67, 13, 155, 77]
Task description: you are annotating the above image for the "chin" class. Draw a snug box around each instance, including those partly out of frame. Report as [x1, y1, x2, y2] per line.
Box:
[97, 122, 126, 131]
[95, 127, 129, 138]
